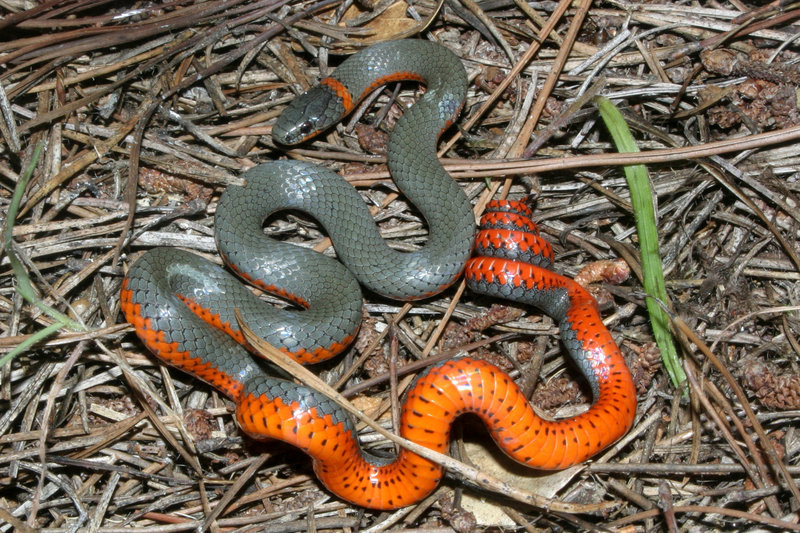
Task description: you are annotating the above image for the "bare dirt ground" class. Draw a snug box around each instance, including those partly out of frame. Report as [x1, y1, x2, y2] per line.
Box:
[2, 0, 800, 531]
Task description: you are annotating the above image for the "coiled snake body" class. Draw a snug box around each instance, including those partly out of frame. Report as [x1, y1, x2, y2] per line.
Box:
[121, 39, 636, 510]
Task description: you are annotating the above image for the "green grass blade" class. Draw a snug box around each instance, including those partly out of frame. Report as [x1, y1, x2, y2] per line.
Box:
[0, 322, 66, 367]
[2, 143, 83, 365]
[595, 96, 686, 389]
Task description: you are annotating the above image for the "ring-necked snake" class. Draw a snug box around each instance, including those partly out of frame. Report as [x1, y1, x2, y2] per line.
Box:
[121, 39, 636, 510]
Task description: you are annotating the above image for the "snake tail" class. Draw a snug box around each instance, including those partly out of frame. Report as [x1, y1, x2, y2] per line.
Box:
[465, 199, 637, 460]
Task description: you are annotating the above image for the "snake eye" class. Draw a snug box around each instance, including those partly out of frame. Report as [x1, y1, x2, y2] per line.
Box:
[297, 120, 313, 137]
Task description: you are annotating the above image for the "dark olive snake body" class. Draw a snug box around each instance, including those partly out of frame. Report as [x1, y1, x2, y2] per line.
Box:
[121, 39, 636, 510]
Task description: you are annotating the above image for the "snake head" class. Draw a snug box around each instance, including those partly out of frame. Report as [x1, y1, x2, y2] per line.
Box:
[273, 85, 345, 145]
